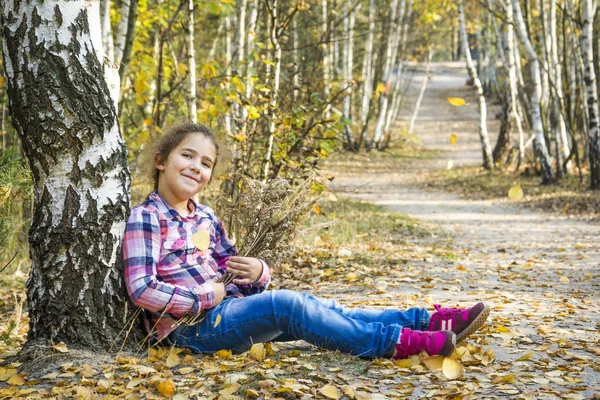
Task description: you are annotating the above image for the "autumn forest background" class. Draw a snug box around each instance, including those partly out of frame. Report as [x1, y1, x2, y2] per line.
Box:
[0, 0, 599, 398]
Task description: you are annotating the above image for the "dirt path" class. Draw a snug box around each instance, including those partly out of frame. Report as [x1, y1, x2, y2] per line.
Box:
[327, 62, 600, 398]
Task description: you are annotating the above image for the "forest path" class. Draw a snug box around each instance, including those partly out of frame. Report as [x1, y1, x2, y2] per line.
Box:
[325, 61, 600, 398]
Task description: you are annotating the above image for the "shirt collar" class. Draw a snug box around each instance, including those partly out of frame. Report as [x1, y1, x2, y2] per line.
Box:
[148, 191, 209, 221]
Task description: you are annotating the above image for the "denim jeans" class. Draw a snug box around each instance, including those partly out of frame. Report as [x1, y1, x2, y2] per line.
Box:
[169, 289, 430, 359]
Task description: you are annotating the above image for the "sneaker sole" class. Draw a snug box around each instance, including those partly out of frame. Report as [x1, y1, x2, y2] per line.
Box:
[456, 303, 490, 343]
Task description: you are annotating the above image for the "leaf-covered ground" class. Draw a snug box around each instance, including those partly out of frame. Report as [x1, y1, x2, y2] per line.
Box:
[1, 62, 599, 399]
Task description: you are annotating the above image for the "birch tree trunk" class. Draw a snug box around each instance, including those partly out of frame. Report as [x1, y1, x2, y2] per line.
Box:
[117, 0, 138, 97]
[261, 0, 281, 181]
[371, 0, 400, 148]
[359, 0, 375, 134]
[100, 0, 114, 62]
[494, 0, 525, 165]
[342, 1, 354, 148]
[1, 0, 132, 349]
[582, 0, 600, 188]
[408, 48, 433, 135]
[187, 0, 197, 122]
[512, 0, 555, 183]
[322, 0, 331, 118]
[459, 0, 494, 170]
[113, 0, 131, 66]
[549, 0, 570, 175]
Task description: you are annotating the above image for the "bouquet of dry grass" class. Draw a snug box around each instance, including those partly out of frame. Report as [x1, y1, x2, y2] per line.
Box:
[170, 175, 320, 330]
[219, 174, 320, 269]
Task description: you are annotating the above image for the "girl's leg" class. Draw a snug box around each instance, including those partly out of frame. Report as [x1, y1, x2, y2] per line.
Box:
[169, 289, 401, 358]
[272, 296, 429, 343]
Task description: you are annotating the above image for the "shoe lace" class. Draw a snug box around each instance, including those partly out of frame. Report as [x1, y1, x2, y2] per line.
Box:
[433, 304, 462, 318]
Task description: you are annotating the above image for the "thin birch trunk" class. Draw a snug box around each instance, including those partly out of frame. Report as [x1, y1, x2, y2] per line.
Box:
[224, 16, 233, 136]
[371, 0, 401, 148]
[512, 0, 555, 183]
[242, 0, 259, 125]
[494, 0, 525, 165]
[100, 0, 114, 63]
[187, 0, 197, 123]
[408, 48, 433, 134]
[360, 0, 375, 132]
[549, 0, 570, 175]
[384, 0, 413, 142]
[459, 0, 494, 170]
[114, 0, 131, 66]
[583, 0, 600, 188]
[322, 0, 331, 118]
[117, 0, 138, 89]
[261, 0, 281, 181]
[342, 1, 353, 148]
[293, 16, 300, 102]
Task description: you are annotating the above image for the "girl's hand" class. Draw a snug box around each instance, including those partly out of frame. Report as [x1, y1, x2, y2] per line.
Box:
[210, 279, 226, 307]
[225, 256, 264, 285]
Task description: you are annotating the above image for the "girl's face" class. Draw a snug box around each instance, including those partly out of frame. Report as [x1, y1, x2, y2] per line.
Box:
[154, 133, 217, 206]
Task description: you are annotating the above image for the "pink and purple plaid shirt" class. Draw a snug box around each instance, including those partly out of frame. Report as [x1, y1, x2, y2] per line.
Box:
[123, 191, 271, 341]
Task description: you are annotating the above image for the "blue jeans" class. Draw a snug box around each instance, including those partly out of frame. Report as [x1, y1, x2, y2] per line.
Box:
[169, 289, 430, 359]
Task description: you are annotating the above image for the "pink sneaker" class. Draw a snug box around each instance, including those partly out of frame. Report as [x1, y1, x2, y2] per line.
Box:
[393, 328, 456, 359]
[427, 302, 490, 343]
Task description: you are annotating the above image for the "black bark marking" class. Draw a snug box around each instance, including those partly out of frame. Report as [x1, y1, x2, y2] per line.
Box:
[54, 4, 62, 27]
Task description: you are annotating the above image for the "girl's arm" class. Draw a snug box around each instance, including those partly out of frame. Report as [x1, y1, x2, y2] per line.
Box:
[212, 216, 271, 292]
[123, 208, 219, 317]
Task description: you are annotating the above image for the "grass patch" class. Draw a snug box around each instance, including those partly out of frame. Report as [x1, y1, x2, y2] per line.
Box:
[299, 198, 428, 251]
[428, 166, 600, 218]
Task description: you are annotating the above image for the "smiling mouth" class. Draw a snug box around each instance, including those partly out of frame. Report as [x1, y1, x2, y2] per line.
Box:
[182, 175, 200, 183]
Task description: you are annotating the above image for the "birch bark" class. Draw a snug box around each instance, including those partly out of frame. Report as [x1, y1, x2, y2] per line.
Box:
[1, 0, 132, 348]
[187, 0, 197, 122]
[512, 0, 555, 183]
[459, 0, 494, 169]
[582, 0, 600, 188]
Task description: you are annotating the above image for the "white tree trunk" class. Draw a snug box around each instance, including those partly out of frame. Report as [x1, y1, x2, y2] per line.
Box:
[322, 0, 331, 118]
[512, 0, 555, 183]
[113, 0, 131, 66]
[459, 0, 494, 169]
[549, 0, 570, 173]
[261, 0, 281, 181]
[371, 0, 401, 147]
[187, 0, 197, 122]
[583, 0, 600, 188]
[408, 48, 433, 134]
[1, 0, 132, 348]
[224, 16, 233, 136]
[359, 0, 375, 131]
[100, 0, 114, 62]
[342, 1, 353, 148]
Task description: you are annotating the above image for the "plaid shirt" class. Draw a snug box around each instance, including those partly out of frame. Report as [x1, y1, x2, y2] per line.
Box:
[123, 191, 271, 341]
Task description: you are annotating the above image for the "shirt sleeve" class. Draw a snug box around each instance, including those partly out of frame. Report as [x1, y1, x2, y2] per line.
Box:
[238, 259, 271, 294]
[211, 214, 238, 272]
[123, 208, 215, 317]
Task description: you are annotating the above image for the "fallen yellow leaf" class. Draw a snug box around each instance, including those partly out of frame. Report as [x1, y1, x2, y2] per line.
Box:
[442, 358, 464, 380]
[449, 133, 458, 146]
[219, 383, 240, 395]
[52, 342, 69, 353]
[318, 384, 341, 399]
[191, 230, 210, 251]
[165, 351, 180, 368]
[508, 184, 524, 201]
[0, 367, 17, 381]
[559, 276, 570, 283]
[516, 352, 534, 361]
[422, 355, 444, 371]
[7, 374, 25, 386]
[214, 313, 222, 328]
[156, 379, 175, 398]
[447, 97, 466, 106]
[214, 349, 232, 359]
[249, 343, 266, 361]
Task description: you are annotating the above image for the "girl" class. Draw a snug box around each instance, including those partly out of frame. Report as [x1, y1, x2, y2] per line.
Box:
[123, 123, 490, 359]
